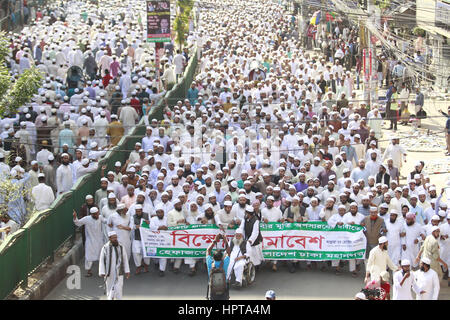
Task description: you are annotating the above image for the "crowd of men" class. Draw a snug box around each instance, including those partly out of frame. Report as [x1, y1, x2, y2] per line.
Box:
[67, 0, 450, 300]
[1, 0, 449, 301]
[0, 0, 194, 236]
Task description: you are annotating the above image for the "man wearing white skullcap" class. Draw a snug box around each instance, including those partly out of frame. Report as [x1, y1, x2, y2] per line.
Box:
[107, 202, 132, 259]
[416, 225, 447, 279]
[150, 204, 169, 276]
[99, 230, 130, 300]
[73, 207, 104, 277]
[31, 172, 55, 211]
[413, 257, 440, 300]
[131, 203, 150, 274]
[392, 259, 421, 300]
[365, 236, 399, 283]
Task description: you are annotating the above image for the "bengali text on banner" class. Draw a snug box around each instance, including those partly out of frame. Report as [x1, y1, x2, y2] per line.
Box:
[139, 222, 367, 261]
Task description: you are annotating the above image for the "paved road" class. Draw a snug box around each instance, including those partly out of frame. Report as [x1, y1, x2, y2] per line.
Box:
[45, 259, 370, 300]
[45, 258, 450, 300]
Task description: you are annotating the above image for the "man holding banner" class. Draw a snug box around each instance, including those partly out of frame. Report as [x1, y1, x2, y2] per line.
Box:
[236, 205, 264, 269]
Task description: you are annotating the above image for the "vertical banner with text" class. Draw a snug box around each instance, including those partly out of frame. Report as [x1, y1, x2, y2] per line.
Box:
[147, 0, 171, 42]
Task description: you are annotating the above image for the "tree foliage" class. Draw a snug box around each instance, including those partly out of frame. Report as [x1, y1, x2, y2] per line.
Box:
[173, 0, 194, 49]
[0, 31, 44, 118]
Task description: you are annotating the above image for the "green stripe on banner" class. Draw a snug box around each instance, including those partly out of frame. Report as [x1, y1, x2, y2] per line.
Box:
[141, 222, 363, 233]
[147, 248, 366, 260]
[147, 37, 171, 42]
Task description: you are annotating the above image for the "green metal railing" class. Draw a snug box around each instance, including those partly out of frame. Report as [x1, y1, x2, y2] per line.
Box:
[0, 46, 198, 300]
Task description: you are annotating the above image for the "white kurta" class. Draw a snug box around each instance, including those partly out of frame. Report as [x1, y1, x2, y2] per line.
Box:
[74, 216, 104, 262]
[56, 164, 74, 194]
[401, 222, 425, 267]
[439, 223, 450, 265]
[385, 219, 404, 265]
[392, 270, 420, 300]
[413, 269, 440, 300]
[31, 183, 55, 211]
[107, 212, 132, 259]
[236, 218, 263, 266]
[227, 243, 246, 283]
[366, 246, 398, 281]
[99, 242, 130, 300]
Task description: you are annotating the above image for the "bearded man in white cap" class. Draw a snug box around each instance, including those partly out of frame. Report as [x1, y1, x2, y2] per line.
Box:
[131, 204, 150, 274]
[413, 257, 440, 300]
[99, 231, 130, 300]
[236, 205, 264, 268]
[416, 226, 447, 279]
[107, 203, 132, 259]
[385, 210, 404, 265]
[439, 213, 450, 284]
[150, 204, 168, 276]
[56, 153, 74, 194]
[392, 259, 421, 300]
[365, 236, 399, 283]
[73, 207, 104, 277]
[401, 212, 425, 268]
[227, 231, 247, 288]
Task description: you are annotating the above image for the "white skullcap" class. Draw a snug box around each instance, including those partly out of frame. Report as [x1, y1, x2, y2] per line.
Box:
[85, 194, 93, 200]
[378, 236, 388, 244]
[135, 204, 143, 210]
[401, 259, 410, 266]
[108, 231, 117, 237]
[117, 203, 126, 210]
[90, 207, 99, 214]
[421, 257, 431, 265]
[108, 193, 116, 199]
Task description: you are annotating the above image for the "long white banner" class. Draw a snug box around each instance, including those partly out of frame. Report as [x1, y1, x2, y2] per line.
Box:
[139, 222, 367, 261]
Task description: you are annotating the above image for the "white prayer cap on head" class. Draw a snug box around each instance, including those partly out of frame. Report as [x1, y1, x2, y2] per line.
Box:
[48, 154, 55, 161]
[38, 173, 45, 178]
[90, 207, 99, 214]
[224, 201, 233, 206]
[108, 231, 117, 237]
[378, 236, 388, 244]
[117, 203, 126, 210]
[15, 156, 22, 162]
[108, 193, 116, 199]
[85, 194, 93, 200]
[349, 202, 358, 207]
[338, 204, 346, 210]
[90, 141, 98, 148]
[421, 257, 431, 265]
[400, 259, 410, 266]
[31, 160, 38, 165]
[438, 210, 447, 217]
[135, 204, 143, 210]
[81, 158, 89, 165]
[245, 205, 254, 213]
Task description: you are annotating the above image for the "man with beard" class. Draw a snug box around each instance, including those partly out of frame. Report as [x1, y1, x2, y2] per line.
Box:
[128, 192, 151, 218]
[378, 203, 391, 224]
[99, 231, 130, 300]
[363, 207, 387, 262]
[262, 196, 284, 271]
[56, 153, 74, 195]
[283, 196, 307, 223]
[328, 205, 348, 275]
[319, 198, 337, 222]
[200, 204, 216, 224]
[416, 226, 448, 280]
[78, 195, 98, 247]
[95, 178, 109, 207]
[73, 207, 104, 277]
[376, 164, 390, 186]
[131, 204, 150, 274]
[385, 210, 404, 265]
[401, 212, 425, 269]
[231, 194, 248, 225]
[227, 232, 247, 288]
[236, 205, 264, 269]
[413, 257, 440, 300]
[150, 204, 169, 276]
[107, 203, 132, 260]
[365, 236, 399, 283]
[102, 193, 118, 242]
[343, 203, 366, 276]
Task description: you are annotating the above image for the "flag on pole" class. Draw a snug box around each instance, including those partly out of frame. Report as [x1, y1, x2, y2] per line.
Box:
[326, 11, 336, 21]
[310, 10, 321, 25]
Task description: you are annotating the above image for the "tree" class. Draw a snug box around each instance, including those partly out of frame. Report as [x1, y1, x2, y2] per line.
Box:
[173, 0, 194, 50]
[0, 175, 36, 226]
[0, 31, 44, 118]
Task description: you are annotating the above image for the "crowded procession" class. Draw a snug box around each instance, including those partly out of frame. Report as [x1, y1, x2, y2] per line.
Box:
[0, 0, 449, 302]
